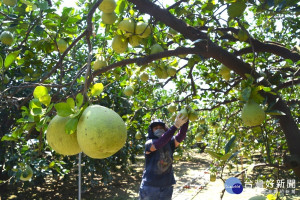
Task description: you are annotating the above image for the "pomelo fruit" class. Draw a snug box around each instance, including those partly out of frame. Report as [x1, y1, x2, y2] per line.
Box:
[195, 133, 202, 142]
[98, 0, 116, 13]
[117, 19, 135, 37]
[155, 67, 164, 79]
[179, 108, 188, 118]
[219, 65, 231, 81]
[139, 72, 149, 82]
[77, 105, 127, 159]
[167, 67, 176, 76]
[173, 152, 181, 161]
[0, 31, 14, 46]
[135, 132, 142, 140]
[20, 165, 33, 181]
[3, 0, 17, 6]
[124, 86, 134, 96]
[57, 39, 68, 53]
[167, 105, 176, 113]
[241, 100, 265, 126]
[46, 115, 81, 155]
[129, 35, 141, 47]
[150, 44, 164, 54]
[101, 12, 117, 24]
[188, 110, 198, 121]
[210, 173, 216, 182]
[112, 35, 128, 53]
[93, 57, 107, 70]
[135, 22, 151, 38]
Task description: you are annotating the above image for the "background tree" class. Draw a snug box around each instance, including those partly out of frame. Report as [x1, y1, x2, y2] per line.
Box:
[0, 0, 299, 192]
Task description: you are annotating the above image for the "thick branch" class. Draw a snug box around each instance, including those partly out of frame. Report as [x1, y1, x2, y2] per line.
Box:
[235, 39, 300, 62]
[277, 78, 300, 90]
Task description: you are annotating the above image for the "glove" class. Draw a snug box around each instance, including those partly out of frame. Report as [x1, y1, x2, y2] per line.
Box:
[174, 113, 188, 128]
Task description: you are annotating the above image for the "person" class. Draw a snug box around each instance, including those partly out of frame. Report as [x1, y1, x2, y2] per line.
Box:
[139, 114, 189, 200]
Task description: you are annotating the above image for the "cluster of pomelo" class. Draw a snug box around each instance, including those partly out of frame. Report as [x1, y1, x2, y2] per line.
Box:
[46, 105, 127, 159]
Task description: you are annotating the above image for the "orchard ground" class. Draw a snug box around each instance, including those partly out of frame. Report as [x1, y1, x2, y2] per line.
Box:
[2, 149, 299, 200]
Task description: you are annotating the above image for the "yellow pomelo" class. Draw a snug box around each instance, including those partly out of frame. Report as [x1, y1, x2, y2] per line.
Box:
[139, 72, 149, 82]
[57, 39, 68, 53]
[98, 0, 116, 13]
[173, 152, 181, 161]
[167, 67, 176, 76]
[179, 108, 188, 118]
[150, 44, 164, 54]
[135, 132, 142, 140]
[167, 105, 176, 113]
[241, 100, 265, 126]
[155, 67, 164, 79]
[93, 58, 108, 70]
[161, 68, 169, 79]
[210, 173, 216, 182]
[0, 31, 14, 46]
[20, 165, 33, 181]
[112, 35, 128, 53]
[219, 65, 230, 76]
[195, 133, 202, 142]
[222, 73, 231, 81]
[129, 35, 141, 47]
[117, 19, 135, 37]
[124, 86, 134, 96]
[101, 12, 117, 24]
[77, 105, 127, 159]
[188, 110, 198, 121]
[46, 115, 81, 155]
[135, 22, 151, 38]
[3, 0, 17, 6]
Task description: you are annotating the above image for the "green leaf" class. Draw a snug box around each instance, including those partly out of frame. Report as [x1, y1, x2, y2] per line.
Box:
[90, 83, 104, 97]
[1, 135, 18, 141]
[265, 110, 286, 116]
[205, 149, 223, 160]
[33, 86, 48, 99]
[241, 86, 251, 101]
[116, 0, 126, 15]
[32, 107, 43, 116]
[225, 135, 236, 154]
[220, 153, 233, 161]
[54, 102, 73, 117]
[4, 50, 21, 68]
[66, 98, 75, 109]
[29, 98, 42, 109]
[228, 1, 247, 18]
[65, 117, 78, 134]
[76, 93, 83, 107]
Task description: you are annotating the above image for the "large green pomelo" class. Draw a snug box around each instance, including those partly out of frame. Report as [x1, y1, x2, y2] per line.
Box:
[77, 105, 127, 159]
[112, 35, 128, 54]
[98, 0, 116, 13]
[3, 0, 17, 6]
[46, 115, 81, 155]
[0, 31, 14, 46]
[241, 100, 265, 126]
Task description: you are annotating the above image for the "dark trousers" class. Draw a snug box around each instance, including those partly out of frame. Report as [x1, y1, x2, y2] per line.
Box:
[139, 184, 173, 200]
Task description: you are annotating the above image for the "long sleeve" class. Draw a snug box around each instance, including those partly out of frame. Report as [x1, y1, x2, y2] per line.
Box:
[152, 125, 178, 150]
[174, 120, 189, 143]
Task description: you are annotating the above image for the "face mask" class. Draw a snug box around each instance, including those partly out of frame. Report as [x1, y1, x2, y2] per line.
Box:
[154, 129, 165, 137]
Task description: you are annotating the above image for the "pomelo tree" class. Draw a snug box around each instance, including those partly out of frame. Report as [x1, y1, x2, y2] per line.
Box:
[0, 0, 299, 192]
